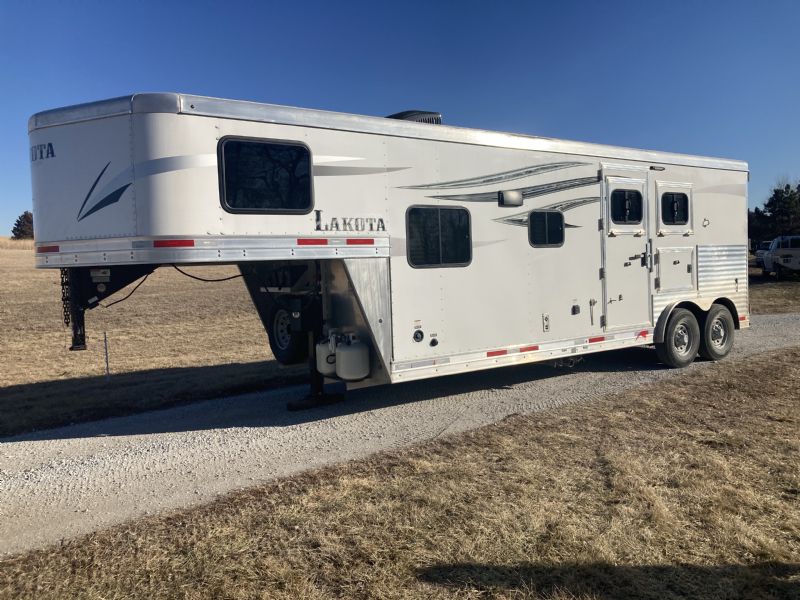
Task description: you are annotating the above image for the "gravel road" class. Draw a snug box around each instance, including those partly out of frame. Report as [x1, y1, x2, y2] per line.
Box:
[1, 313, 798, 556]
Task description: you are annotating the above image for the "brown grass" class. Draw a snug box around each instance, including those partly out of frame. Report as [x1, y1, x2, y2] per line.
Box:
[749, 267, 800, 314]
[0, 247, 300, 436]
[1, 348, 798, 599]
[0, 237, 34, 250]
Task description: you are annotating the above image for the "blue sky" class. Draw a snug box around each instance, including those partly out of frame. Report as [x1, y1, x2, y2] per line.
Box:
[1, 0, 798, 235]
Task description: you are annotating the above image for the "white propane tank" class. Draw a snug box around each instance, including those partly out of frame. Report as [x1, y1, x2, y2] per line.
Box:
[335, 335, 370, 381]
[315, 339, 337, 376]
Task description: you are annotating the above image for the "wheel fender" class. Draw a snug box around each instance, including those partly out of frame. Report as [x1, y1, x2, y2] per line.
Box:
[654, 302, 681, 344]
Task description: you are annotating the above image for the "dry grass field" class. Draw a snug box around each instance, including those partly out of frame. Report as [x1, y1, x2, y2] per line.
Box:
[0, 240, 301, 436]
[749, 266, 800, 314]
[1, 347, 797, 599]
[1, 241, 800, 436]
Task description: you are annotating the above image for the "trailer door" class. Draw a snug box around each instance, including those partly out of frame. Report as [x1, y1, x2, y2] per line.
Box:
[602, 173, 652, 330]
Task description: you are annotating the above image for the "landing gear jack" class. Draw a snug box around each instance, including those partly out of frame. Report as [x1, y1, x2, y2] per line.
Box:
[286, 332, 345, 411]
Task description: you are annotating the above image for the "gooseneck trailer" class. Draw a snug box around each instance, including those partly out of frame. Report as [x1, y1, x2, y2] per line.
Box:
[29, 93, 749, 405]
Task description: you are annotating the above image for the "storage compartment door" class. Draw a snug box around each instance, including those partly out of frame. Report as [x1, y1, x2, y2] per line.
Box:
[656, 247, 695, 293]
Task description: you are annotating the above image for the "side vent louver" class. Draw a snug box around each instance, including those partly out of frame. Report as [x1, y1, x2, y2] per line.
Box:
[385, 110, 442, 125]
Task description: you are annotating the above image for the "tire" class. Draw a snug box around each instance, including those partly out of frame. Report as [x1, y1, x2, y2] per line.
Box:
[267, 302, 308, 365]
[699, 304, 735, 361]
[655, 308, 701, 368]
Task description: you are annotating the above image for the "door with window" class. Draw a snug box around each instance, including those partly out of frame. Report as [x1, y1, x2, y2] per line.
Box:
[602, 174, 652, 329]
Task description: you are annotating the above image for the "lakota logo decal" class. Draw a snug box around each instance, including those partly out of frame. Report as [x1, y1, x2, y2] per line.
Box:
[314, 209, 385, 232]
[30, 143, 55, 161]
[76, 162, 131, 222]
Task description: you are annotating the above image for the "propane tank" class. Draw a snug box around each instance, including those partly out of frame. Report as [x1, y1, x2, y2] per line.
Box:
[315, 337, 337, 376]
[335, 334, 370, 381]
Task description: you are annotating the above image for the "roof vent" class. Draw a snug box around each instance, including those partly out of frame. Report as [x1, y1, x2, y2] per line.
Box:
[385, 110, 442, 125]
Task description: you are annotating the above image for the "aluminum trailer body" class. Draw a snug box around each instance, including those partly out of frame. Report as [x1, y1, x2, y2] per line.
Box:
[29, 93, 750, 394]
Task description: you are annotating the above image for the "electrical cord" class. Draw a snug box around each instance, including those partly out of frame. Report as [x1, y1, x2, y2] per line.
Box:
[101, 274, 150, 308]
[172, 264, 243, 282]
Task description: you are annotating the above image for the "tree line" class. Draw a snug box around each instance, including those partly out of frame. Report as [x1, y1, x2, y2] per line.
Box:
[749, 181, 800, 243]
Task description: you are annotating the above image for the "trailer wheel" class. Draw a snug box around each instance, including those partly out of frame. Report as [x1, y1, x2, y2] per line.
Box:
[267, 303, 308, 365]
[699, 304, 735, 361]
[655, 308, 700, 368]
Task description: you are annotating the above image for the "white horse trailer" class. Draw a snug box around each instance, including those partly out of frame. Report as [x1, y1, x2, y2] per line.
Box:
[29, 93, 750, 406]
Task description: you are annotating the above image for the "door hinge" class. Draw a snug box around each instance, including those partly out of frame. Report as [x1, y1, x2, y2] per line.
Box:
[654, 277, 660, 289]
[687, 264, 693, 274]
[600, 315, 606, 328]
[599, 267, 605, 280]
[598, 218, 604, 231]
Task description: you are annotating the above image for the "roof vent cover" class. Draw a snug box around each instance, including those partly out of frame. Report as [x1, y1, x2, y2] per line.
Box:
[385, 110, 442, 125]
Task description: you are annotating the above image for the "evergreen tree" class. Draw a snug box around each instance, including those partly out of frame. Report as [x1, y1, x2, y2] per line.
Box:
[11, 210, 34, 239]
[763, 183, 800, 235]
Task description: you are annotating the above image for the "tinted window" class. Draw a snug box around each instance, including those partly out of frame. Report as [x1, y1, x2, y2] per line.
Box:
[610, 189, 643, 224]
[529, 211, 564, 246]
[220, 139, 311, 213]
[791, 238, 800, 249]
[407, 207, 471, 267]
[661, 192, 689, 225]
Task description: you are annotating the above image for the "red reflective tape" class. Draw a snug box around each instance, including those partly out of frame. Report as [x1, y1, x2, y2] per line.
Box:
[154, 239, 195, 248]
[297, 238, 328, 246]
[487, 349, 508, 357]
[346, 238, 374, 245]
[520, 345, 540, 352]
[636, 330, 648, 340]
[588, 336, 605, 343]
[739, 315, 747, 321]
[36, 245, 60, 253]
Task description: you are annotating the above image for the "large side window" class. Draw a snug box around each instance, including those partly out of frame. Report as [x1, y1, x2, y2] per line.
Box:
[407, 206, 471, 268]
[219, 138, 312, 213]
[661, 192, 689, 226]
[610, 189, 643, 224]
[529, 210, 564, 247]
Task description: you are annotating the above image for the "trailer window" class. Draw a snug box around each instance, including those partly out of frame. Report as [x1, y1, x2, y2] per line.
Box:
[407, 206, 471, 267]
[661, 192, 689, 225]
[529, 210, 564, 247]
[610, 189, 642, 224]
[219, 138, 312, 214]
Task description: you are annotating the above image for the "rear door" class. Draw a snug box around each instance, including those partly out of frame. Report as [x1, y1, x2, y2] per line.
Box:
[601, 168, 652, 329]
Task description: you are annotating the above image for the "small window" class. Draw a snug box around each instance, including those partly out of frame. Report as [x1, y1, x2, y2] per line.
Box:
[529, 210, 564, 247]
[791, 238, 800, 249]
[220, 138, 312, 213]
[610, 189, 643, 224]
[661, 192, 689, 225]
[407, 206, 471, 268]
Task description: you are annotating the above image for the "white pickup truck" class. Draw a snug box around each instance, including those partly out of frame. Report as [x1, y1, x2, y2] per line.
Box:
[763, 235, 800, 278]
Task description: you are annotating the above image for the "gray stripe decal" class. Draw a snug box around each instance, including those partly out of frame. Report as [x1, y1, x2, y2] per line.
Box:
[315, 166, 409, 176]
[494, 197, 600, 227]
[431, 176, 599, 202]
[400, 161, 587, 190]
[77, 155, 218, 221]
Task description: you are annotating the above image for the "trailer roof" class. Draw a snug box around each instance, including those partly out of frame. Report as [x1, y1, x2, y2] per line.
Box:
[29, 93, 748, 172]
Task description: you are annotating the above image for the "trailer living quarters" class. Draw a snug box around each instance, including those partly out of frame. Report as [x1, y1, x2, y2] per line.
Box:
[29, 93, 749, 404]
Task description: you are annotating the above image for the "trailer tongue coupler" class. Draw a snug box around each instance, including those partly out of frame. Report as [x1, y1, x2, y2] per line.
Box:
[60, 265, 156, 350]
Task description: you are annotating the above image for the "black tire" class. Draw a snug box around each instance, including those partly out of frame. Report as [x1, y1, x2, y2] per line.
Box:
[266, 302, 308, 365]
[655, 308, 701, 368]
[699, 304, 735, 361]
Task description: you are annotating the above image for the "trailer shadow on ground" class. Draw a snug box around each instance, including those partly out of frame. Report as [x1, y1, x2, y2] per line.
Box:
[416, 561, 799, 599]
[3, 346, 667, 442]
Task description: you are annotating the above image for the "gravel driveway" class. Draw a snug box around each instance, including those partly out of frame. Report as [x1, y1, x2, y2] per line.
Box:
[1, 313, 798, 555]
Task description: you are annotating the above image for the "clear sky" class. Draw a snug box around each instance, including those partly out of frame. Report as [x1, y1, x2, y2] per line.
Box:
[1, 0, 798, 235]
